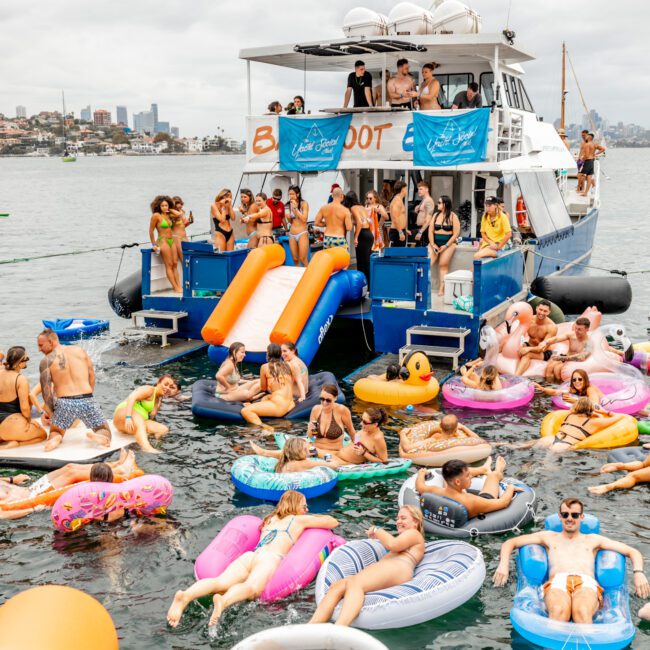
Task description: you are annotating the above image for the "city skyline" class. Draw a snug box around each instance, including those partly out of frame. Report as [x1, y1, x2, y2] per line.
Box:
[1, 0, 649, 138]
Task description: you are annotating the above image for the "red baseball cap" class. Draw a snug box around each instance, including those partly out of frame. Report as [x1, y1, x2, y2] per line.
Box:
[330, 183, 341, 192]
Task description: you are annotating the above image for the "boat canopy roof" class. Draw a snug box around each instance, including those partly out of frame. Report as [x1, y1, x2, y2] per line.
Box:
[239, 34, 534, 72]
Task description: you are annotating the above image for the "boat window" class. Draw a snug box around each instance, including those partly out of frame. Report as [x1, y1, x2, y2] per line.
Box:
[508, 75, 521, 109]
[479, 72, 499, 106]
[501, 73, 512, 107]
[515, 171, 572, 237]
[517, 79, 534, 112]
[436, 73, 473, 108]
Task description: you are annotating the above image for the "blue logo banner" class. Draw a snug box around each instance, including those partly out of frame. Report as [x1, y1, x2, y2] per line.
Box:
[279, 114, 353, 171]
[413, 109, 490, 167]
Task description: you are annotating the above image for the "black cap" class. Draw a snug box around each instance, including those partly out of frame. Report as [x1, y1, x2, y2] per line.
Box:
[485, 196, 499, 205]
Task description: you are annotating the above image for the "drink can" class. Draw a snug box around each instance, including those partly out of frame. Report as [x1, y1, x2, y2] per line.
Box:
[324, 454, 332, 462]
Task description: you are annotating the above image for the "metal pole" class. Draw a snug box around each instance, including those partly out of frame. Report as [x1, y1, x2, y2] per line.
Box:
[382, 53, 387, 106]
[246, 60, 252, 115]
[560, 42, 566, 130]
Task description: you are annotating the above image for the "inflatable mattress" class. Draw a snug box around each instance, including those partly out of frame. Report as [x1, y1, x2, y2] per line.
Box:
[191, 371, 344, 422]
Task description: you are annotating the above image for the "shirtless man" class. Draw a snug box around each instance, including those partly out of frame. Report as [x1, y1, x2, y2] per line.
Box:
[541, 317, 592, 382]
[493, 498, 650, 623]
[413, 180, 435, 247]
[399, 414, 480, 453]
[314, 188, 352, 250]
[579, 133, 605, 197]
[415, 456, 522, 519]
[0, 450, 137, 519]
[388, 180, 409, 247]
[515, 300, 558, 376]
[387, 59, 417, 109]
[38, 328, 111, 451]
[576, 130, 589, 193]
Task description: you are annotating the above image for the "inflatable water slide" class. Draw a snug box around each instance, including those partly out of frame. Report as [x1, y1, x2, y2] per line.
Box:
[201, 244, 365, 366]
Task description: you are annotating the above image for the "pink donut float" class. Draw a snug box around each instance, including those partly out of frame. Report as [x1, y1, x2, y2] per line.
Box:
[51, 475, 173, 533]
[551, 373, 650, 415]
[442, 374, 534, 410]
[194, 515, 345, 602]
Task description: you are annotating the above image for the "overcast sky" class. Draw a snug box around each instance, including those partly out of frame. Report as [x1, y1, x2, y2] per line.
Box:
[1, 0, 647, 138]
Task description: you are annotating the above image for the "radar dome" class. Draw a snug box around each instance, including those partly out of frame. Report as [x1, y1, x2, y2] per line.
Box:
[343, 7, 387, 37]
[387, 2, 434, 36]
[431, 0, 481, 34]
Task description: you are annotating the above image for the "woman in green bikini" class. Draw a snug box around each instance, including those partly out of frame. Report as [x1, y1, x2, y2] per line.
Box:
[149, 195, 182, 293]
[114, 375, 179, 453]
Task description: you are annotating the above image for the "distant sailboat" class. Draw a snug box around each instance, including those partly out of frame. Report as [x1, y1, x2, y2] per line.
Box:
[61, 91, 76, 162]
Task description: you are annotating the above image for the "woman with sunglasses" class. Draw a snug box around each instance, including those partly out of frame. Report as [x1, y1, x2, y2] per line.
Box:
[426, 195, 460, 296]
[365, 190, 387, 252]
[0, 347, 47, 448]
[534, 369, 604, 407]
[325, 407, 389, 467]
[239, 189, 260, 249]
[211, 189, 235, 252]
[170, 195, 191, 262]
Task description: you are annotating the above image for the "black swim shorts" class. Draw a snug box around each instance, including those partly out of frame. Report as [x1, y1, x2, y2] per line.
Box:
[581, 159, 595, 176]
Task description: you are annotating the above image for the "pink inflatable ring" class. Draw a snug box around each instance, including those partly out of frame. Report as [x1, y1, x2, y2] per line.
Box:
[51, 475, 173, 533]
[443, 374, 534, 410]
[551, 373, 650, 415]
[194, 515, 345, 602]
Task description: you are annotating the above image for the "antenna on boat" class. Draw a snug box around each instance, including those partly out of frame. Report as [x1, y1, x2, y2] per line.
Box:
[560, 42, 567, 132]
[505, 0, 513, 28]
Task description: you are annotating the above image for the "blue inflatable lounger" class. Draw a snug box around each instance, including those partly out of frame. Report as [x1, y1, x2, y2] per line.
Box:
[511, 513, 635, 650]
[42, 318, 109, 341]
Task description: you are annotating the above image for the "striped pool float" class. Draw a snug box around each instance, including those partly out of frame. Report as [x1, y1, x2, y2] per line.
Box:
[315, 538, 485, 629]
[230, 455, 338, 501]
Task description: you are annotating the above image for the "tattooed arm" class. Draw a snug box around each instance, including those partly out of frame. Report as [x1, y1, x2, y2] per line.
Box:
[39, 355, 55, 416]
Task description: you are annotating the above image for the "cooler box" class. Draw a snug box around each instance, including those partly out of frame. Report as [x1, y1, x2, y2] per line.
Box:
[444, 270, 473, 305]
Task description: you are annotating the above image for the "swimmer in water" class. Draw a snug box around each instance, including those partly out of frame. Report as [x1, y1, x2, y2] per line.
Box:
[166, 490, 339, 628]
[309, 505, 425, 626]
[460, 362, 502, 391]
[399, 413, 481, 454]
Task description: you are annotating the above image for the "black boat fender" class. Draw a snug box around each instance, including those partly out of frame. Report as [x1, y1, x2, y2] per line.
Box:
[108, 270, 142, 318]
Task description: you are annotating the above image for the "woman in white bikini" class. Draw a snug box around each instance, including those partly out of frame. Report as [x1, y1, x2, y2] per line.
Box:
[310, 505, 425, 626]
[417, 63, 441, 110]
[286, 185, 309, 266]
[167, 490, 339, 628]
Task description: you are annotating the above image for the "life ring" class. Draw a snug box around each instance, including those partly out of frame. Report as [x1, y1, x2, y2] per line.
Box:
[442, 374, 534, 410]
[540, 410, 638, 449]
[314, 539, 485, 629]
[353, 351, 439, 406]
[398, 422, 492, 467]
[194, 514, 345, 602]
[516, 196, 529, 229]
[230, 455, 338, 501]
[51, 474, 173, 533]
[550, 372, 650, 415]
[511, 514, 635, 650]
[0, 467, 144, 512]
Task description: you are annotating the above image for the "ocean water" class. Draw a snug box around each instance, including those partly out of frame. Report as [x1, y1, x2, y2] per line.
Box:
[0, 150, 648, 649]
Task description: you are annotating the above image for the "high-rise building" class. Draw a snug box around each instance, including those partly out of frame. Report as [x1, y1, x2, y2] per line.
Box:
[155, 121, 170, 134]
[151, 103, 159, 129]
[80, 105, 91, 121]
[133, 110, 155, 134]
[16, 105, 26, 118]
[171, 126, 179, 138]
[93, 109, 112, 126]
[116, 106, 128, 126]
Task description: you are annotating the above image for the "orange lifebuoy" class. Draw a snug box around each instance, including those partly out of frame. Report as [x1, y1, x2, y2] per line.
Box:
[516, 196, 529, 228]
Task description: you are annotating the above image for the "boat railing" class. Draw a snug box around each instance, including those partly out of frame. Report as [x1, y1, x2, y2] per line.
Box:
[246, 108, 524, 168]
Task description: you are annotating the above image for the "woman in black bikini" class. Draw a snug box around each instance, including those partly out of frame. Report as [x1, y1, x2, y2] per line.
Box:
[239, 188, 259, 249]
[327, 407, 389, 467]
[345, 190, 373, 285]
[0, 347, 46, 448]
[250, 192, 275, 247]
[426, 195, 460, 296]
[538, 397, 625, 453]
[211, 189, 235, 252]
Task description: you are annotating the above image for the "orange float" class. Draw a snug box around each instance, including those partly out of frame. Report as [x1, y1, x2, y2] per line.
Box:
[0, 585, 119, 650]
[201, 244, 285, 345]
[270, 247, 350, 345]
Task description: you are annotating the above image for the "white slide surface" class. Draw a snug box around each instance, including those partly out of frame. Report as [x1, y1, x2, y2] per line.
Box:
[224, 265, 306, 352]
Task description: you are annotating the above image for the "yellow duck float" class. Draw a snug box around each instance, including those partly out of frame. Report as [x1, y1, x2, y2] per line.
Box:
[353, 351, 440, 406]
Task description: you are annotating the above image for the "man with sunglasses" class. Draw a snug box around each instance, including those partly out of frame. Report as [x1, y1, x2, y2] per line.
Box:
[493, 498, 650, 623]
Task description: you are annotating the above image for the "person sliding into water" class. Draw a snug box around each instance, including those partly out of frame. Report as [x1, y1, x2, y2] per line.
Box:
[166, 490, 339, 628]
[309, 505, 425, 626]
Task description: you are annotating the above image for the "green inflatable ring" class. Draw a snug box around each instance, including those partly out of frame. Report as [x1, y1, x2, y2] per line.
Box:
[638, 421, 650, 435]
[528, 296, 565, 324]
[274, 433, 411, 480]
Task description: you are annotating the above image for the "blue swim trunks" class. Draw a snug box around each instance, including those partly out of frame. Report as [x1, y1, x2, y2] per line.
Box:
[323, 235, 348, 250]
[51, 394, 107, 431]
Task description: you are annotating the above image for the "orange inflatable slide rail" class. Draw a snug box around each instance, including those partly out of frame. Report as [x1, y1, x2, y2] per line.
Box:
[270, 247, 350, 345]
[201, 244, 286, 345]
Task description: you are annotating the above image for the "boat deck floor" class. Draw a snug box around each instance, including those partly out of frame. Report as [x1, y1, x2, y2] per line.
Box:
[99, 337, 208, 368]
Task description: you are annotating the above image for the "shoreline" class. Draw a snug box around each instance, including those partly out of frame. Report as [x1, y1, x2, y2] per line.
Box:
[0, 151, 244, 158]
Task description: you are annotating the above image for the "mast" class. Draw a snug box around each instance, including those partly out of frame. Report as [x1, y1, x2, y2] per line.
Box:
[61, 90, 67, 149]
[560, 41, 566, 131]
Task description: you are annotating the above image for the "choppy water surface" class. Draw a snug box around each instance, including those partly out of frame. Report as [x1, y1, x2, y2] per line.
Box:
[0, 151, 649, 649]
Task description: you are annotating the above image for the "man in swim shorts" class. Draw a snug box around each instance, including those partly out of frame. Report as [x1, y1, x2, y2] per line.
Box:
[541, 317, 592, 382]
[493, 497, 650, 623]
[314, 188, 352, 250]
[388, 180, 409, 247]
[515, 300, 558, 375]
[578, 133, 605, 197]
[38, 328, 111, 451]
[415, 457, 521, 519]
[399, 414, 480, 453]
